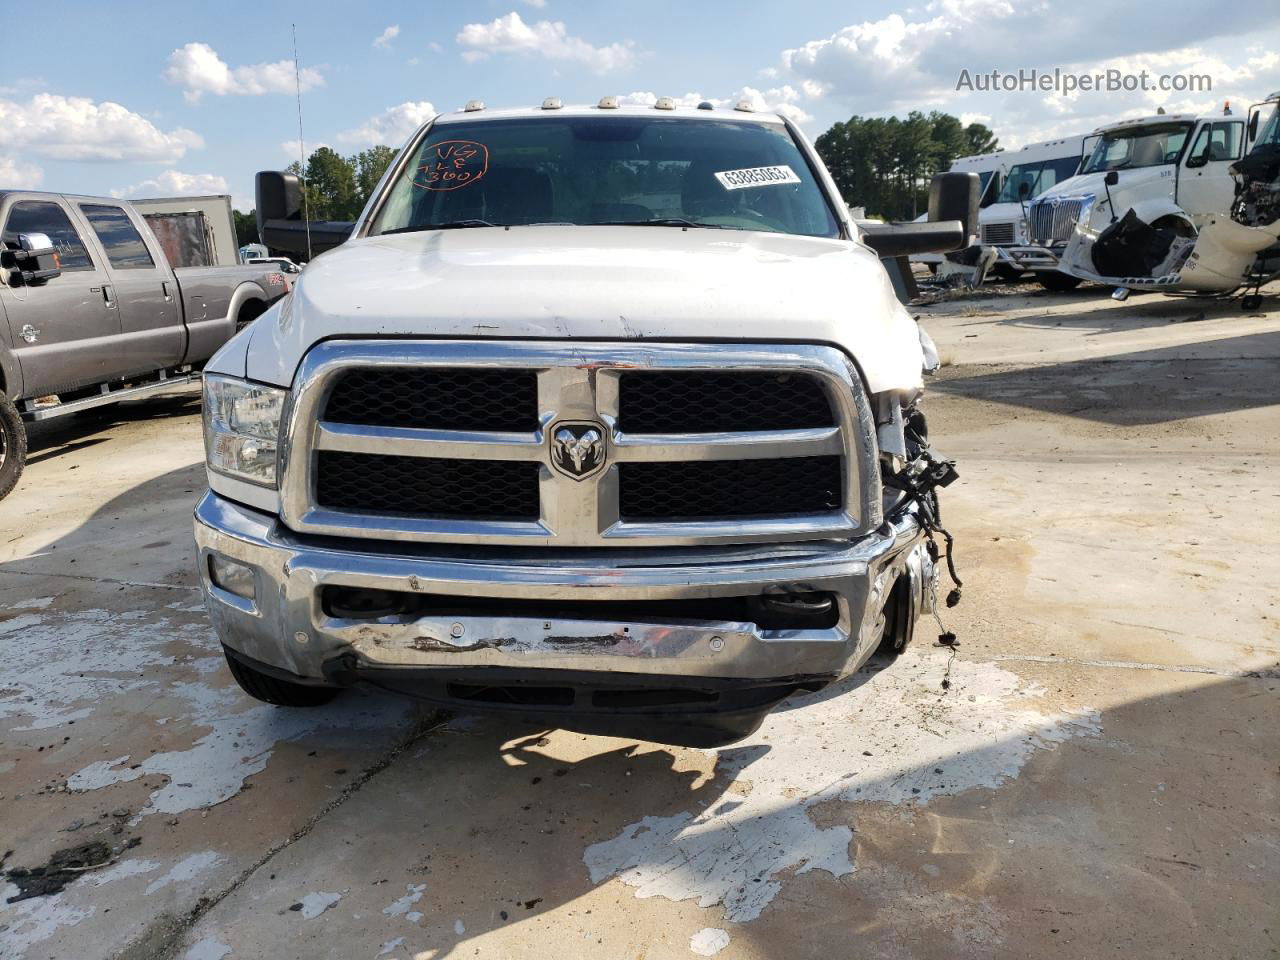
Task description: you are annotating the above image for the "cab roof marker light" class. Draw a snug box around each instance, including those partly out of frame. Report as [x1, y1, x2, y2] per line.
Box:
[463, 100, 485, 112]
[598, 96, 619, 109]
[697, 101, 715, 111]
[654, 97, 675, 111]
[542, 97, 563, 110]
[734, 99, 755, 113]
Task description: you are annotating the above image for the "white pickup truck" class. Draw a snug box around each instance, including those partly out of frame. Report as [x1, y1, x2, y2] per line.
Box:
[193, 100, 969, 745]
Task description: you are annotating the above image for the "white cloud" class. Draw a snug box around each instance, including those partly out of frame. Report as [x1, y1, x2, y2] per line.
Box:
[522, 0, 547, 6]
[281, 139, 331, 161]
[373, 25, 400, 49]
[111, 170, 229, 199]
[779, 1, 1280, 116]
[0, 155, 43, 188]
[338, 101, 436, 146]
[428, 41, 444, 54]
[164, 42, 324, 103]
[0, 94, 202, 162]
[456, 11, 635, 73]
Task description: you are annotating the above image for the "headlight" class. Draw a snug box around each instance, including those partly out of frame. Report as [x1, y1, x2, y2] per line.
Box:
[203, 374, 287, 487]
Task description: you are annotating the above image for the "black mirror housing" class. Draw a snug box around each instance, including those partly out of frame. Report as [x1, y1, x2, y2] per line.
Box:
[928, 172, 981, 245]
[1104, 170, 1120, 186]
[1018, 181, 1032, 200]
[255, 170, 354, 257]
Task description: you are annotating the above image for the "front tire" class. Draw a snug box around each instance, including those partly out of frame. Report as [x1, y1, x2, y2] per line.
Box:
[0, 394, 27, 502]
[1037, 271, 1083, 292]
[876, 574, 917, 658]
[224, 648, 340, 707]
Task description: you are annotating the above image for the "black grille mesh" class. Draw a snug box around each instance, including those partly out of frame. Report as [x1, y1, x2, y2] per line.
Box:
[619, 456, 842, 520]
[316, 452, 539, 520]
[323, 368, 538, 432]
[618, 372, 834, 433]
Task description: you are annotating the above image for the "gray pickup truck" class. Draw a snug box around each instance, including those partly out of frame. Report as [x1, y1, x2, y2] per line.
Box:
[0, 191, 290, 499]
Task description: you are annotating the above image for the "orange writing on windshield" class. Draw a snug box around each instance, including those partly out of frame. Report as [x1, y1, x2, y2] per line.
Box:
[413, 140, 489, 191]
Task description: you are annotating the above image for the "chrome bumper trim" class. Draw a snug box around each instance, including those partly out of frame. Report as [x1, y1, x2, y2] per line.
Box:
[195, 493, 925, 684]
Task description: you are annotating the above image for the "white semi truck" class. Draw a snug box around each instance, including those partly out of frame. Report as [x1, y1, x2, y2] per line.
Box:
[1010, 107, 1249, 288]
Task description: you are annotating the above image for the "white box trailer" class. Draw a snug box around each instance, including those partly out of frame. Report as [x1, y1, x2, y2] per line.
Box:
[131, 194, 239, 268]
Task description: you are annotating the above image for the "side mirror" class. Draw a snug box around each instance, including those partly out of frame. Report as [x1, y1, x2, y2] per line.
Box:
[1104, 170, 1120, 187]
[1248, 110, 1260, 144]
[2, 233, 62, 285]
[1184, 150, 1208, 169]
[928, 172, 981, 245]
[1018, 181, 1032, 200]
[255, 169, 354, 257]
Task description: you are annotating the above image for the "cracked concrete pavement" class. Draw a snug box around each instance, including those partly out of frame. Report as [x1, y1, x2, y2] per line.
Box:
[1, 283, 1276, 960]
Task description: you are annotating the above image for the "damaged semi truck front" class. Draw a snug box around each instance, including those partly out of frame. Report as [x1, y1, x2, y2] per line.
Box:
[193, 101, 970, 746]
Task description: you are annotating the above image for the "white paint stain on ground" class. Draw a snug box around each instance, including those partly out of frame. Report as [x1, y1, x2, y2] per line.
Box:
[7, 596, 55, 609]
[298, 891, 343, 919]
[183, 936, 233, 960]
[585, 648, 1100, 923]
[88, 858, 161, 887]
[689, 928, 731, 956]
[378, 937, 406, 957]
[0, 608, 181, 730]
[454, 919, 466, 935]
[3, 603, 409, 816]
[0, 886, 94, 957]
[382, 883, 426, 918]
[145, 851, 223, 896]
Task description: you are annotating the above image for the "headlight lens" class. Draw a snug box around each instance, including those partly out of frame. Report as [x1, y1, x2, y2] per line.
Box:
[203, 374, 287, 487]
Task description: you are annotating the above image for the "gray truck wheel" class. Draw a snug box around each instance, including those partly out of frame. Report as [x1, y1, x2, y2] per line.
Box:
[0, 394, 27, 501]
[223, 647, 340, 707]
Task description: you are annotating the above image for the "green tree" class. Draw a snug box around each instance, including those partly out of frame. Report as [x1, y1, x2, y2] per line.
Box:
[232, 209, 258, 247]
[303, 147, 359, 220]
[815, 110, 1001, 221]
[352, 146, 398, 209]
[964, 122, 1000, 155]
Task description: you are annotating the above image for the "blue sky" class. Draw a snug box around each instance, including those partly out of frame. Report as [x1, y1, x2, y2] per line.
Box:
[2, 0, 1277, 210]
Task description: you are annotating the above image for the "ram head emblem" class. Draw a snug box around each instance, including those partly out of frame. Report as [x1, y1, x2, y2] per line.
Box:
[551, 423, 606, 480]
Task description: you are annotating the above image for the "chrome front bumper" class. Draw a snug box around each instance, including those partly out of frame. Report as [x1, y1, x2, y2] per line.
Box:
[195, 493, 929, 692]
[995, 244, 1064, 271]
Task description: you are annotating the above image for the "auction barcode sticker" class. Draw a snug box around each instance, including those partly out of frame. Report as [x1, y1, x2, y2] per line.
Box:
[714, 165, 801, 190]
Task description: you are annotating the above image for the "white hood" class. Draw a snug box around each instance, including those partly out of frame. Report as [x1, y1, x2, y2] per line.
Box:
[243, 225, 924, 394]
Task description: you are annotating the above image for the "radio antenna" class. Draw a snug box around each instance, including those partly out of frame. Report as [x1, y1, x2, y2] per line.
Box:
[292, 23, 313, 262]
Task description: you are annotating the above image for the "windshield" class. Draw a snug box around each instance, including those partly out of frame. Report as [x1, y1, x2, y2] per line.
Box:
[1255, 106, 1280, 149]
[368, 116, 840, 238]
[1081, 122, 1193, 173]
[995, 156, 1081, 202]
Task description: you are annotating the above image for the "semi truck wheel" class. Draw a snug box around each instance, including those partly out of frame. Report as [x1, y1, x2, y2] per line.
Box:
[224, 647, 340, 707]
[0, 394, 27, 501]
[1037, 271, 1083, 292]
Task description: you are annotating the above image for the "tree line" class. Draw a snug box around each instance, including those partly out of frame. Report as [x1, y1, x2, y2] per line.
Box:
[234, 111, 997, 245]
[815, 111, 999, 221]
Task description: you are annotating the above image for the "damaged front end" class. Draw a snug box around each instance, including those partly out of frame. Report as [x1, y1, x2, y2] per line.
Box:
[1058, 149, 1280, 298]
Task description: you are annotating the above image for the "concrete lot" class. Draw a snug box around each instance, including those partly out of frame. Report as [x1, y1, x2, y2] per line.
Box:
[1, 283, 1276, 960]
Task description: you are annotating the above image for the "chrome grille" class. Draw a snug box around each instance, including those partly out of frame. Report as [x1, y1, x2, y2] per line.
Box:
[981, 221, 1016, 245]
[281, 341, 880, 547]
[1028, 198, 1085, 245]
